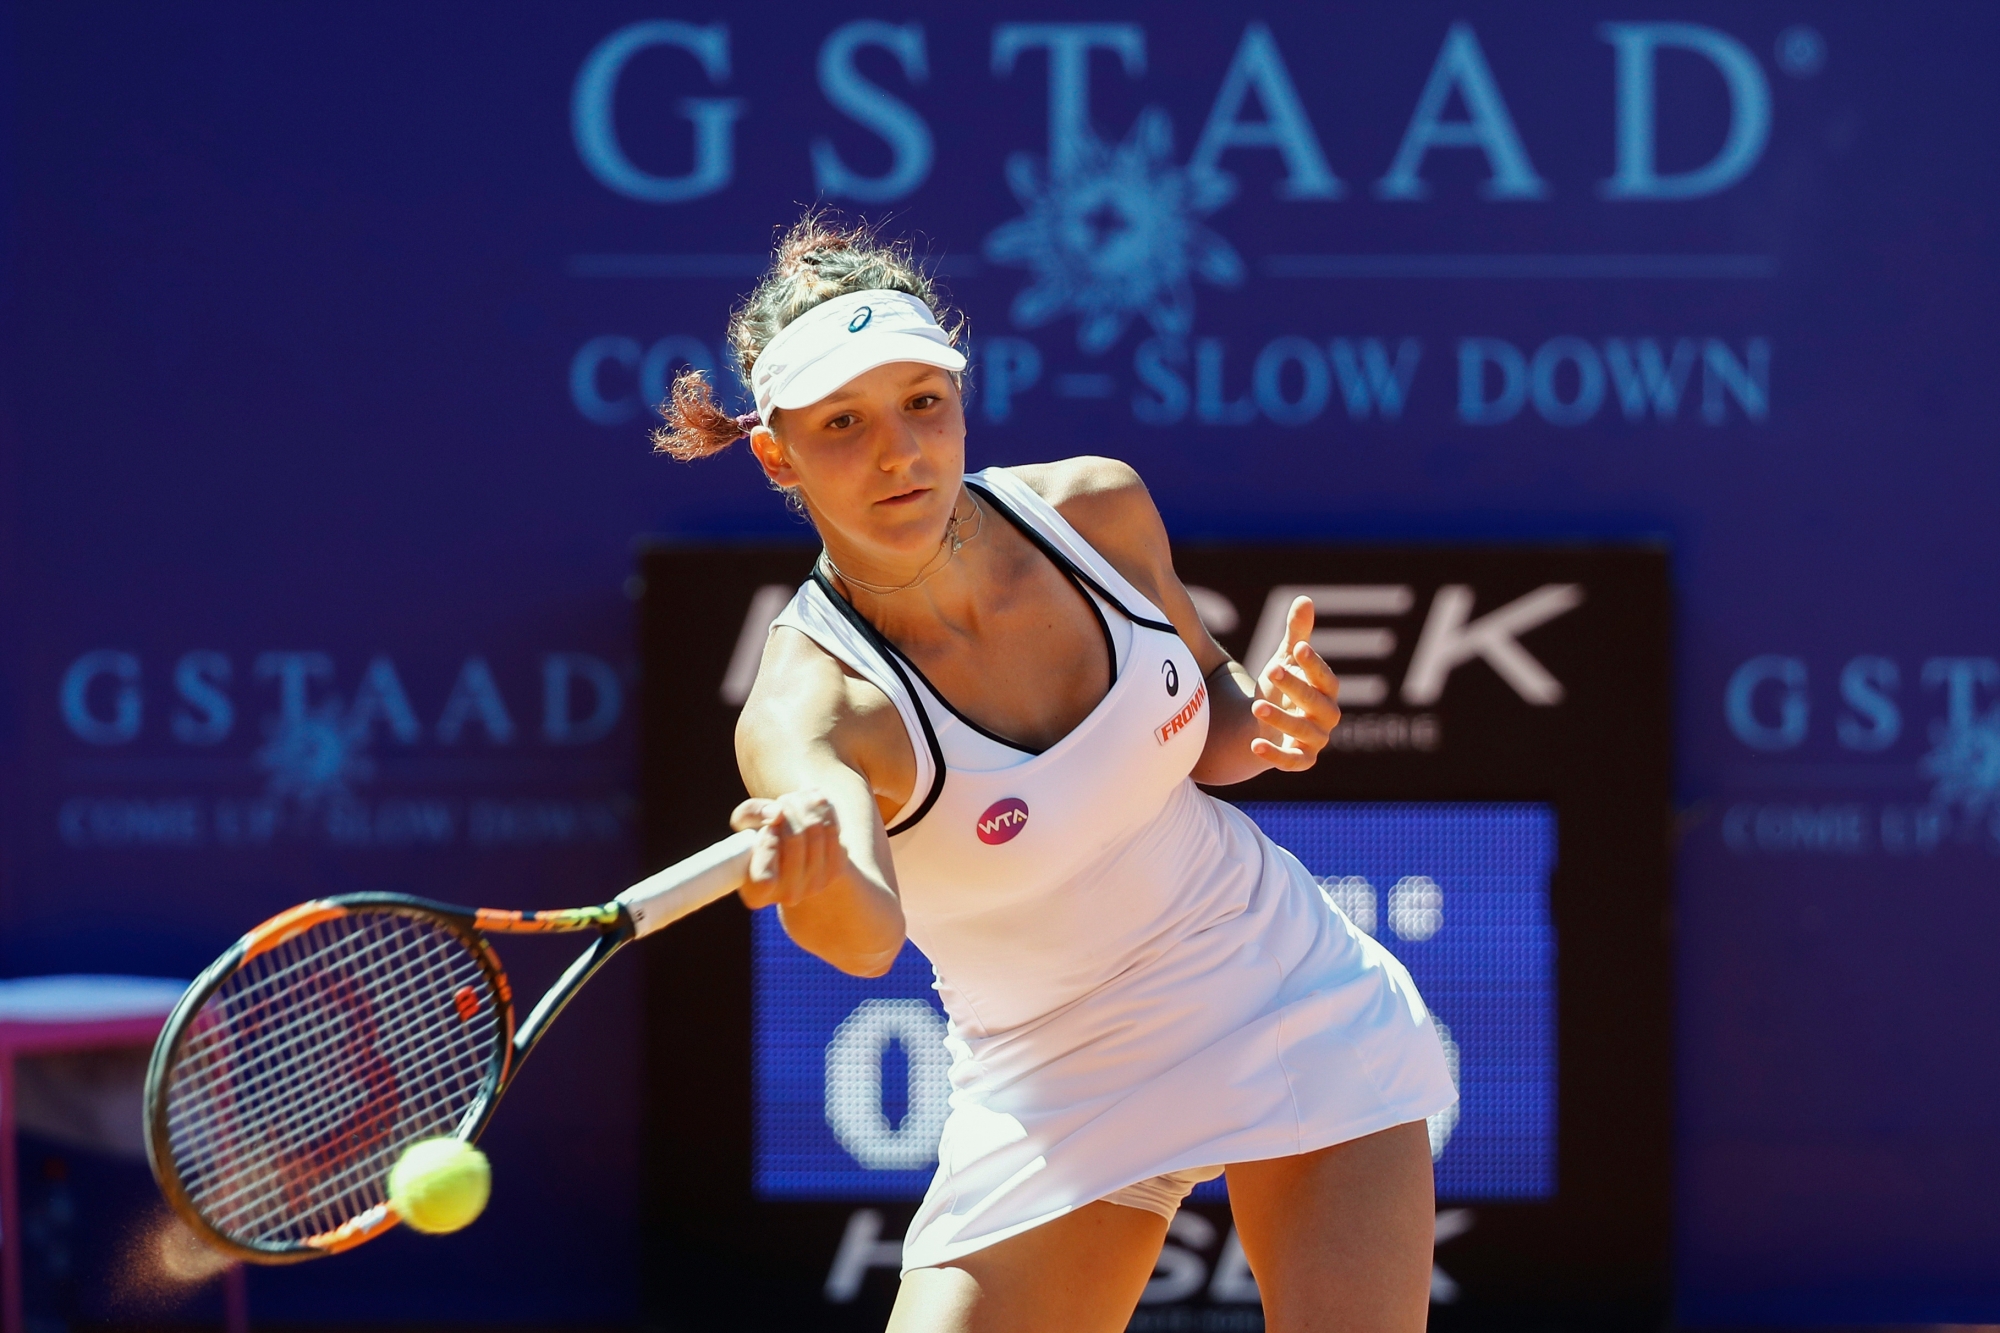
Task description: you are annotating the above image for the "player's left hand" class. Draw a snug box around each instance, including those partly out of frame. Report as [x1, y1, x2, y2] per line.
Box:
[1249, 595, 1341, 772]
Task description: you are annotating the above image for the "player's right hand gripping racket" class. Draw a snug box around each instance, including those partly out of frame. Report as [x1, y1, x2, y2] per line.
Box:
[143, 831, 756, 1264]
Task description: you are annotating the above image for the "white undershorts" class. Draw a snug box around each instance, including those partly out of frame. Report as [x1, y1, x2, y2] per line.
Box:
[1098, 1165, 1226, 1220]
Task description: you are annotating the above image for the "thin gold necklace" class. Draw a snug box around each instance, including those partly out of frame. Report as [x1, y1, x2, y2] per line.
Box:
[821, 492, 984, 596]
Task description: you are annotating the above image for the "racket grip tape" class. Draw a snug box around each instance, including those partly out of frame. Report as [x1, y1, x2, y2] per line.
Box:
[614, 829, 757, 938]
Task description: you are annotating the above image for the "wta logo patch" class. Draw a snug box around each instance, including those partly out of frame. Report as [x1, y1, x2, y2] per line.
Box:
[975, 797, 1029, 845]
[1155, 681, 1207, 745]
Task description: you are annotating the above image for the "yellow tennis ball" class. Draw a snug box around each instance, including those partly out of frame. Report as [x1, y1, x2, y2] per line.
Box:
[388, 1137, 490, 1235]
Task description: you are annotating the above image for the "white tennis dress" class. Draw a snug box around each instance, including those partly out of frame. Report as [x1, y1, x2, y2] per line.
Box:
[770, 467, 1456, 1272]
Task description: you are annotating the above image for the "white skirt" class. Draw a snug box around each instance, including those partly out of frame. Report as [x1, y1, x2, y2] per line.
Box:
[902, 799, 1457, 1272]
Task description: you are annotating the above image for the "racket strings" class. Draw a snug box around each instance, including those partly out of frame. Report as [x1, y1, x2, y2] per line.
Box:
[179, 927, 478, 1145]
[164, 912, 504, 1247]
[228, 921, 498, 1238]
[181, 952, 482, 1229]
[174, 929, 467, 1193]
[175, 919, 498, 1243]
[169, 924, 453, 1240]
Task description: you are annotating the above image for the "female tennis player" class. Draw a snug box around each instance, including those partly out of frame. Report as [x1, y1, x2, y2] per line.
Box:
[659, 218, 1455, 1333]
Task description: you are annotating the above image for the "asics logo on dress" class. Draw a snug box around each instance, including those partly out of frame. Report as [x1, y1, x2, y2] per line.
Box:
[848, 307, 873, 332]
[1162, 659, 1179, 696]
[1155, 682, 1207, 745]
[975, 797, 1029, 844]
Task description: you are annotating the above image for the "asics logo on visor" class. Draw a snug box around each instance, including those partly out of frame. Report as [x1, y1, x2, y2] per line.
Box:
[848, 307, 873, 332]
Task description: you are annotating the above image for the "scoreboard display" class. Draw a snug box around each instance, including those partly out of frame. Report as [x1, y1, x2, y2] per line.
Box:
[636, 545, 1670, 1330]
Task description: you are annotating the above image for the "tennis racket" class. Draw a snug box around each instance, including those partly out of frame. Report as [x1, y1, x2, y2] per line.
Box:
[143, 830, 756, 1264]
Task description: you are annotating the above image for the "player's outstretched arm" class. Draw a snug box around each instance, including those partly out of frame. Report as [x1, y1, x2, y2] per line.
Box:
[733, 624, 911, 977]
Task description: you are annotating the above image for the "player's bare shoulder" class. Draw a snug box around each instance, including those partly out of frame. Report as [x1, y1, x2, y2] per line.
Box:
[736, 624, 915, 802]
[738, 626, 898, 753]
[1008, 455, 1149, 521]
[1003, 457, 1173, 594]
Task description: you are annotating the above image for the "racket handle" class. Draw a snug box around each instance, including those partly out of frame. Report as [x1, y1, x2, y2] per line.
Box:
[615, 829, 757, 938]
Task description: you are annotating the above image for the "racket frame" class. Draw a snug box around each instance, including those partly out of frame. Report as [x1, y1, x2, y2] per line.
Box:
[145, 892, 634, 1264]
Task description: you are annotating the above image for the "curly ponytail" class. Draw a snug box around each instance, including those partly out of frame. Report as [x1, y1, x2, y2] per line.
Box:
[654, 371, 758, 461]
[652, 211, 962, 460]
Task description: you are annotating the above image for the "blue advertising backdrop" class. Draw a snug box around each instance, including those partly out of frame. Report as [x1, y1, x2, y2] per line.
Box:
[1, 2, 1996, 1324]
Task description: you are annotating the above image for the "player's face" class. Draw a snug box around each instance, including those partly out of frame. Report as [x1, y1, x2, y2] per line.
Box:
[756, 361, 967, 567]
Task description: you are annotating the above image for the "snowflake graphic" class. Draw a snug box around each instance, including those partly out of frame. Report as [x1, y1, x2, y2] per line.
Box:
[984, 107, 1244, 355]
[256, 703, 374, 807]
[1922, 714, 2000, 817]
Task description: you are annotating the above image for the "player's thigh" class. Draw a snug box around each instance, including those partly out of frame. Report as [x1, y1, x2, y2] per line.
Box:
[887, 1199, 1170, 1333]
[1224, 1120, 1435, 1333]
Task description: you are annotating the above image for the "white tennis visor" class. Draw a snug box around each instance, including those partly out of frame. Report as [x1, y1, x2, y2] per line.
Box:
[751, 288, 966, 424]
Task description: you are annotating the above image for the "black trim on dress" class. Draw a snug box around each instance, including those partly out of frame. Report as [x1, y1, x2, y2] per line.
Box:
[810, 475, 1180, 773]
[966, 478, 1181, 636]
[817, 567, 1047, 757]
[807, 570, 948, 835]
[816, 492, 1127, 755]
